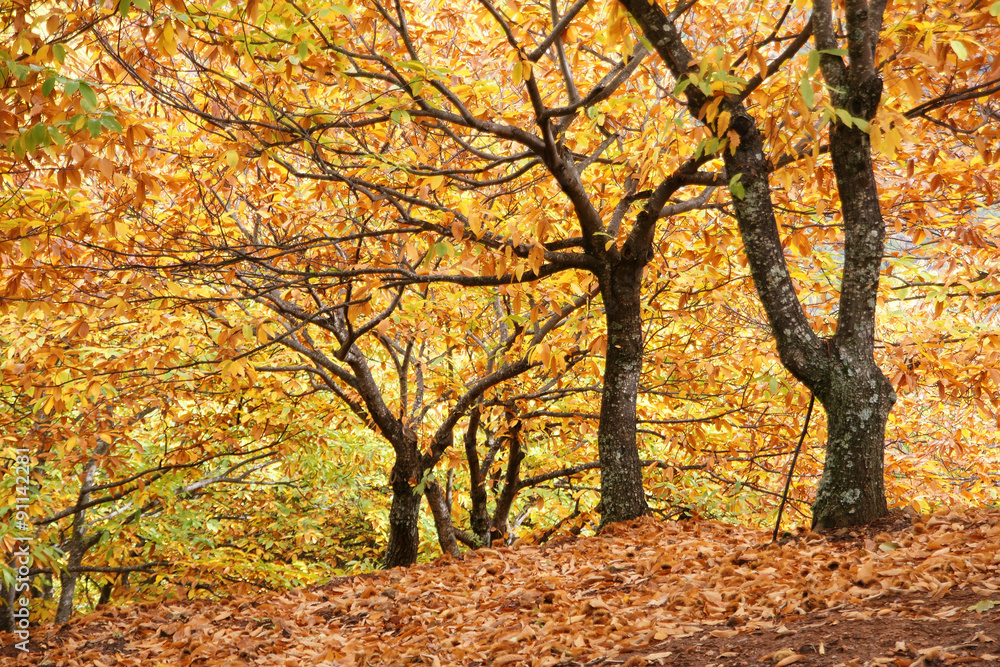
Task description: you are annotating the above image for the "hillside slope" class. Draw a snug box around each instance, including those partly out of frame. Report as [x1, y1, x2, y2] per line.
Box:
[4, 507, 1000, 666]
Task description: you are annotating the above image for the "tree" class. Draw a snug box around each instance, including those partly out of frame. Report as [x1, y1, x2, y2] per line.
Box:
[618, 0, 1000, 526]
[83, 0, 740, 527]
[3, 1, 999, 609]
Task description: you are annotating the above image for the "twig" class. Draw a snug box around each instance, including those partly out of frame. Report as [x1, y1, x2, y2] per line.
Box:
[772, 393, 815, 542]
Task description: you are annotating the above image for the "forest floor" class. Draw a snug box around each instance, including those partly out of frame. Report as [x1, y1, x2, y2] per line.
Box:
[3, 507, 1000, 666]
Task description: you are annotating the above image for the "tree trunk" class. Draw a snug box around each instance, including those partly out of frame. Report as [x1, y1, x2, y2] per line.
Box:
[382, 448, 423, 569]
[596, 261, 651, 525]
[55, 570, 77, 624]
[463, 407, 491, 546]
[424, 480, 461, 558]
[810, 82, 896, 527]
[0, 578, 15, 634]
[812, 345, 895, 527]
[617, 0, 898, 533]
[490, 420, 524, 544]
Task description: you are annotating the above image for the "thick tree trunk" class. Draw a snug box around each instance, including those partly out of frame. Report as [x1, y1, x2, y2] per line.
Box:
[424, 481, 461, 558]
[382, 448, 423, 569]
[596, 262, 651, 525]
[813, 348, 895, 527]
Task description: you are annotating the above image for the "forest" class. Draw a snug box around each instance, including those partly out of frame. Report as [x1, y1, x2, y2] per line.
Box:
[1, 0, 999, 663]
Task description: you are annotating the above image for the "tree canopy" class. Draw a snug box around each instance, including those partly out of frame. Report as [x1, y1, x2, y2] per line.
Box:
[1, 0, 999, 625]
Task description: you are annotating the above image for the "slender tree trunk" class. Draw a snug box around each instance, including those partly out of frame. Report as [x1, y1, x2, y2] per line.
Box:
[382, 446, 423, 569]
[56, 437, 112, 623]
[596, 262, 651, 525]
[55, 571, 77, 624]
[424, 481, 461, 558]
[490, 419, 524, 543]
[56, 518, 86, 623]
[463, 408, 491, 546]
[0, 578, 15, 633]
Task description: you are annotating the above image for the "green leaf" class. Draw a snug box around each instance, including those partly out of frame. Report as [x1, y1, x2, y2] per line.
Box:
[87, 118, 102, 138]
[818, 48, 848, 56]
[330, 3, 351, 15]
[118, 0, 131, 17]
[78, 81, 98, 111]
[800, 75, 815, 108]
[133, 0, 150, 9]
[807, 50, 820, 77]
[42, 76, 56, 97]
[991, 0, 1000, 15]
[835, 108, 854, 127]
[729, 173, 745, 200]
[30, 123, 48, 149]
[731, 180, 745, 201]
[950, 40, 968, 61]
[100, 115, 123, 132]
[297, 42, 309, 60]
[48, 126, 66, 146]
[63, 80, 79, 97]
[969, 599, 998, 613]
[52, 43, 66, 63]
[7, 60, 28, 80]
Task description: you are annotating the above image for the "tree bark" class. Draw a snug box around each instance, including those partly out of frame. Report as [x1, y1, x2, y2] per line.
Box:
[596, 259, 651, 525]
[813, 344, 895, 527]
[463, 407, 491, 546]
[424, 480, 461, 558]
[490, 419, 525, 543]
[55, 517, 85, 624]
[382, 446, 423, 569]
[810, 69, 896, 527]
[0, 578, 14, 634]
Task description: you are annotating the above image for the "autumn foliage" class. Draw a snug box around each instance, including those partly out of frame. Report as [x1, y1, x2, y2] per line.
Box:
[1, 0, 999, 633]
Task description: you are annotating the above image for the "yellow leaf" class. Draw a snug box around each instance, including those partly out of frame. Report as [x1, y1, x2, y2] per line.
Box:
[727, 130, 741, 154]
[160, 23, 177, 56]
[716, 110, 731, 136]
[98, 158, 114, 181]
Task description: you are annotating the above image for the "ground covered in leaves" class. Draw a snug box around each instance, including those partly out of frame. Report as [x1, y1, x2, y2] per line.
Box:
[3, 507, 1000, 666]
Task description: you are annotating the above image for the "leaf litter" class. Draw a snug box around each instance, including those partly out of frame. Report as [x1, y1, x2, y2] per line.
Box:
[3, 506, 1000, 666]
